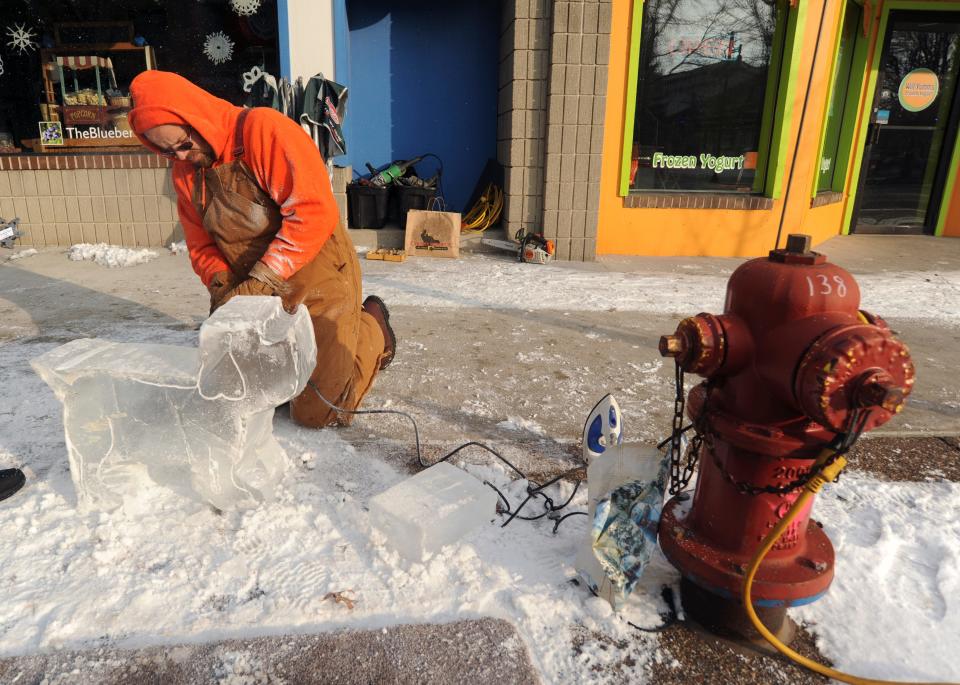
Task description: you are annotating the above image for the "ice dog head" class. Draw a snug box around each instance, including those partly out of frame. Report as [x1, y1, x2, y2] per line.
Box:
[197, 296, 317, 410]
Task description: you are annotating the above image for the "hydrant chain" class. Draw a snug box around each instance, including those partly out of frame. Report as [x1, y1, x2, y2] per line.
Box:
[665, 359, 708, 495]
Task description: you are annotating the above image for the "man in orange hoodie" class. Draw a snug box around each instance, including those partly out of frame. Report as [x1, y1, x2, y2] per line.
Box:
[128, 71, 395, 428]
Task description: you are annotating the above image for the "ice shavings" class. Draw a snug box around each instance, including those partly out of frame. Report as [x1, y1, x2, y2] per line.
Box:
[29, 297, 316, 510]
[68, 243, 158, 268]
[168, 240, 188, 255]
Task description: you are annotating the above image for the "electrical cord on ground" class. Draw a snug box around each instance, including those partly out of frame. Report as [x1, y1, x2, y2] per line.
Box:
[627, 586, 680, 633]
[742, 410, 960, 685]
[574, 580, 680, 633]
[307, 380, 587, 531]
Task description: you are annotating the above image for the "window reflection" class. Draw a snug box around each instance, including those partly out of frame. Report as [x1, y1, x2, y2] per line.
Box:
[631, 0, 779, 193]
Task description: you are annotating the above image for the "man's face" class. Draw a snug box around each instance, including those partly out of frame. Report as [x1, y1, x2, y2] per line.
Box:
[143, 124, 215, 167]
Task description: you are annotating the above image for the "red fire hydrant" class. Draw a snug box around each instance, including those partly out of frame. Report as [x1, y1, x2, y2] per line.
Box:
[658, 234, 914, 644]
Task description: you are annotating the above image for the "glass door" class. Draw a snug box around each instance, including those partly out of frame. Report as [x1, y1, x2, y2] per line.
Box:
[851, 12, 960, 234]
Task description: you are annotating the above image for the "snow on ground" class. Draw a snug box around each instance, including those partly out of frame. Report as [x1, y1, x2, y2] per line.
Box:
[796, 476, 960, 682]
[497, 416, 548, 436]
[168, 240, 188, 255]
[362, 255, 960, 326]
[0, 256, 958, 682]
[0, 325, 664, 682]
[68, 243, 159, 268]
[6, 248, 38, 261]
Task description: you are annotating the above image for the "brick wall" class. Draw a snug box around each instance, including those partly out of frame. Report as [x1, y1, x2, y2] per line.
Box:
[498, 0, 552, 241]
[541, 0, 612, 261]
[0, 155, 181, 248]
[0, 154, 353, 248]
[497, 0, 612, 261]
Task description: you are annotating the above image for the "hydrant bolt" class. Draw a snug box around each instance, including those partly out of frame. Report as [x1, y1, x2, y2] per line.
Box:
[659, 334, 684, 357]
[857, 380, 904, 412]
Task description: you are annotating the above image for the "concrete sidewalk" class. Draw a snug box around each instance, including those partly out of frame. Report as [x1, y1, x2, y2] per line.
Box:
[2, 234, 955, 459]
[0, 618, 538, 684]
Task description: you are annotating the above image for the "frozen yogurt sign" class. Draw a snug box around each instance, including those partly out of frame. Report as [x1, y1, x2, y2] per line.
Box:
[898, 68, 939, 112]
[652, 152, 746, 174]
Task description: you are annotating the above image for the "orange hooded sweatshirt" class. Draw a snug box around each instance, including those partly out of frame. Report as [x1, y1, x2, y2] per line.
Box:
[128, 71, 339, 286]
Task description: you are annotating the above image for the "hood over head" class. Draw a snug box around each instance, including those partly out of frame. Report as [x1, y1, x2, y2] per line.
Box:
[129, 71, 240, 160]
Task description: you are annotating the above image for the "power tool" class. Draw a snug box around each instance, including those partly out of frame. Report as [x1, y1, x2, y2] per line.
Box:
[517, 229, 555, 264]
[364, 156, 425, 186]
[481, 228, 555, 264]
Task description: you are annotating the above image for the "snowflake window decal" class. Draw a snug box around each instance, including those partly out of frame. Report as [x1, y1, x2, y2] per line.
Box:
[203, 31, 235, 65]
[230, 0, 262, 17]
[6, 23, 38, 55]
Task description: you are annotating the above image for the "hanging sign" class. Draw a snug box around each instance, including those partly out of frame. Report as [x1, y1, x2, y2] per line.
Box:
[898, 68, 939, 112]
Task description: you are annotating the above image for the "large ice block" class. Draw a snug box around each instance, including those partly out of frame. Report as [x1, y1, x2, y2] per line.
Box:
[30, 297, 317, 510]
[369, 462, 497, 562]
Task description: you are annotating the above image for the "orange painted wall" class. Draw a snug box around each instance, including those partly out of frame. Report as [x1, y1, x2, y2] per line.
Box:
[597, 0, 850, 256]
[943, 190, 960, 237]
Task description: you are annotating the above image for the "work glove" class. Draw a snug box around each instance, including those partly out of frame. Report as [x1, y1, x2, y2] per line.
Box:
[207, 270, 239, 314]
[217, 262, 295, 313]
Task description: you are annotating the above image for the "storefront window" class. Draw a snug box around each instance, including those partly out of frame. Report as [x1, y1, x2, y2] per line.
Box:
[629, 0, 781, 193]
[817, 1, 860, 193]
[0, 0, 279, 155]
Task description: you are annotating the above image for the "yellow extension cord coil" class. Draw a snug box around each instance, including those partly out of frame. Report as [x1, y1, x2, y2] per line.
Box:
[461, 183, 503, 233]
[742, 452, 959, 685]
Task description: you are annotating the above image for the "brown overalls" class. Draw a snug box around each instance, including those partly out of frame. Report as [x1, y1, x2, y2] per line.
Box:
[192, 109, 385, 427]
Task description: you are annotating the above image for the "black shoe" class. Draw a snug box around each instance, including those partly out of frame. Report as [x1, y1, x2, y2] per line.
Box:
[362, 295, 396, 370]
[0, 468, 25, 502]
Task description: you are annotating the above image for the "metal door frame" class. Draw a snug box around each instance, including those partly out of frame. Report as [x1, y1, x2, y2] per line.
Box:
[842, 1, 960, 236]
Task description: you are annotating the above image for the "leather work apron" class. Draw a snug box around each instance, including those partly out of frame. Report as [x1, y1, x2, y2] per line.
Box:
[192, 109, 385, 427]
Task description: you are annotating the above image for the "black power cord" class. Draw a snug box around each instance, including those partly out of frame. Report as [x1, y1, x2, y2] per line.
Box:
[307, 381, 587, 532]
[571, 579, 680, 632]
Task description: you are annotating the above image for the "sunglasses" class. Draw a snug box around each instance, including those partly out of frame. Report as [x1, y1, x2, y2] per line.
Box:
[158, 132, 196, 158]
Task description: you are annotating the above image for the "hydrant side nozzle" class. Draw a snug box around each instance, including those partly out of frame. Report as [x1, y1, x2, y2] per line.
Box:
[659, 334, 684, 357]
[856, 379, 905, 413]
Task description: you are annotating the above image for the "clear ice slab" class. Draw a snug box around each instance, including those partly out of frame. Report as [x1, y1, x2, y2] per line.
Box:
[369, 462, 498, 562]
[31, 297, 317, 510]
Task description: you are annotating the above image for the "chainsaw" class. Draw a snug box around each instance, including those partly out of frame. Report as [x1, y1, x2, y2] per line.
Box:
[0, 217, 22, 249]
[481, 228, 555, 264]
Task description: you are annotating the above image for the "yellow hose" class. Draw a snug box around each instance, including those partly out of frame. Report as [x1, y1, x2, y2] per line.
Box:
[742, 454, 959, 685]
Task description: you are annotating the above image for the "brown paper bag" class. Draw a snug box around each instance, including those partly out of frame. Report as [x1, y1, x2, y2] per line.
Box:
[404, 209, 461, 259]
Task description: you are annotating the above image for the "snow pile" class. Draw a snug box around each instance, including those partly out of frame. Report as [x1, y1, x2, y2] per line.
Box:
[68, 243, 158, 268]
[361, 256, 960, 325]
[168, 240, 188, 255]
[797, 475, 960, 681]
[7, 248, 38, 261]
[497, 416, 548, 436]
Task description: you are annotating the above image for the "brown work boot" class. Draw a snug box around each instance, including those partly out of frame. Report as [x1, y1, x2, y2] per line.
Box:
[362, 295, 396, 370]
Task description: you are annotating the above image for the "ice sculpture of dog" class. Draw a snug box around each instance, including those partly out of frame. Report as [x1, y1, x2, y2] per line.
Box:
[31, 297, 317, 510]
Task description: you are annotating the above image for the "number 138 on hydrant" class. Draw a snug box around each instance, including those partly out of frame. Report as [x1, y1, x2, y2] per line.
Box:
[657, 234, 915, 646]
